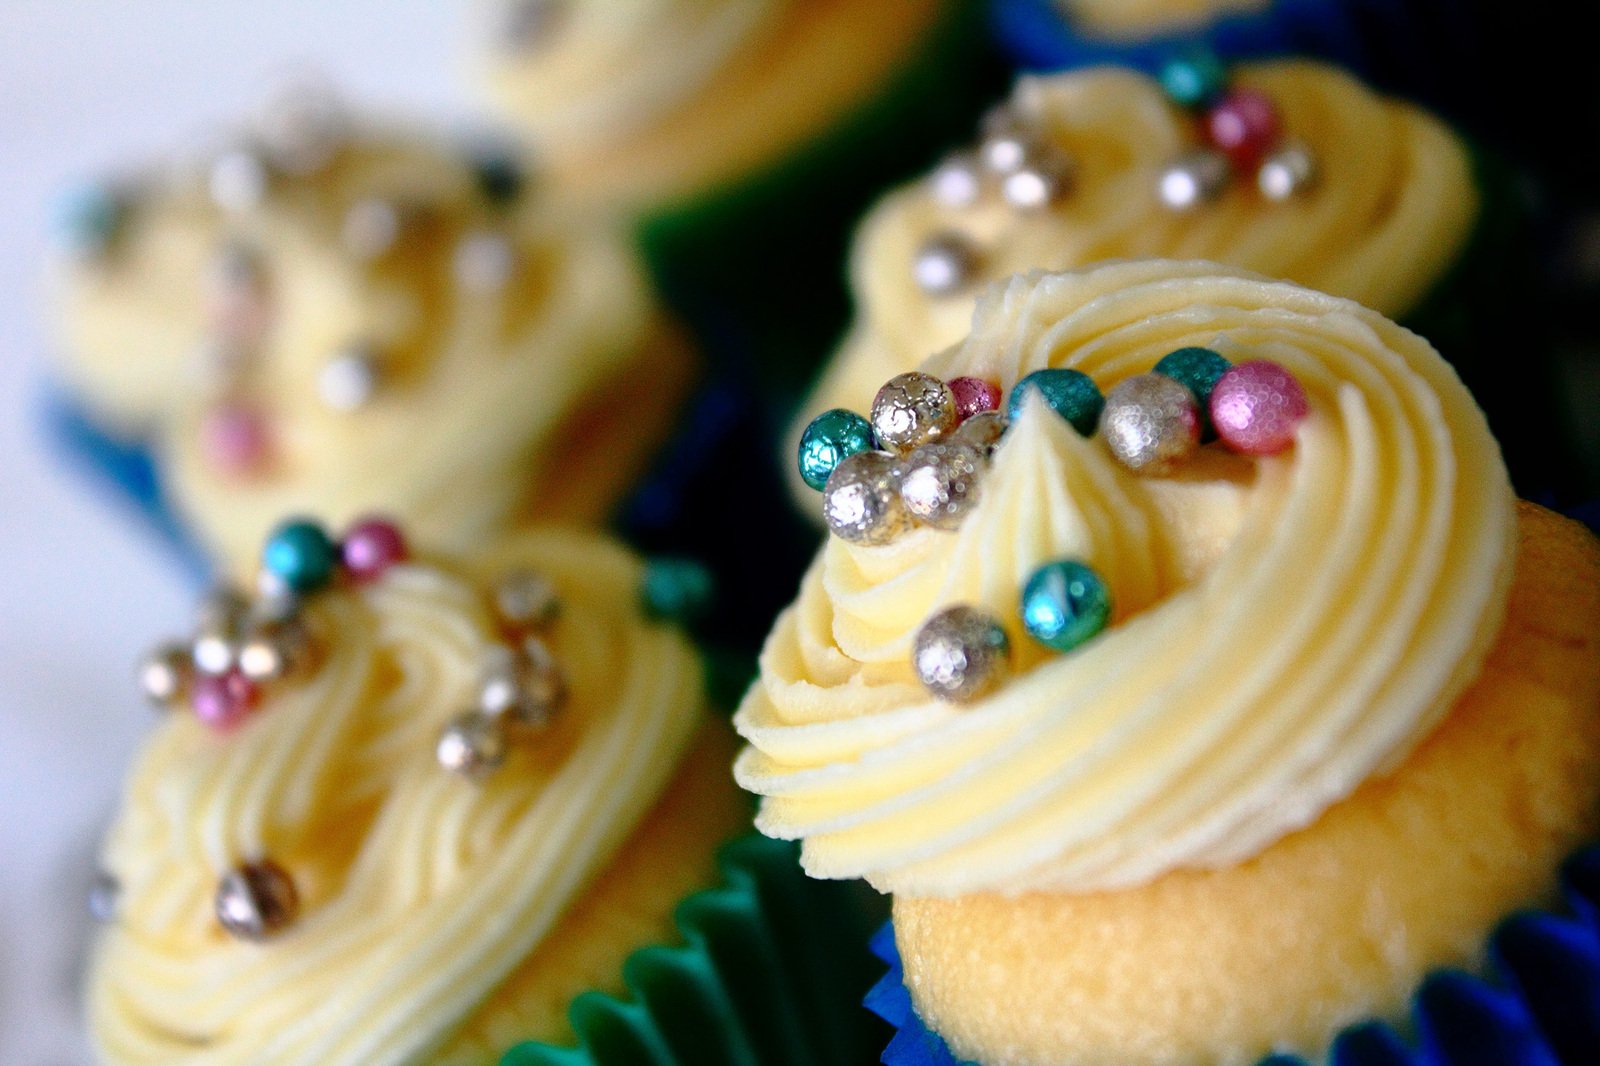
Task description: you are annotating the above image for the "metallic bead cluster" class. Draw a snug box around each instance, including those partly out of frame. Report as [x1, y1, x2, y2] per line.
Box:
[913, 104, 1076, 295]
[809, 371, 1009, 545]
[215, 860, 300, 941]
[435, 569, 568, 779]
[1154, 53, 1318, 211]
[912, 605, 1012, 703]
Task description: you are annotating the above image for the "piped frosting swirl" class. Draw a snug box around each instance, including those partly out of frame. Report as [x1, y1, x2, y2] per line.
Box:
[738, 260, 1515, 897]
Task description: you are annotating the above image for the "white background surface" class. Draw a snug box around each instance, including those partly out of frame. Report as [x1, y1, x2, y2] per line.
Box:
[0, 4, 477, 1060]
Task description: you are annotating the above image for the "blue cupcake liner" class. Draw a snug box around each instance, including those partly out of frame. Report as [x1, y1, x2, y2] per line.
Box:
[868, 844, 1600, 1064]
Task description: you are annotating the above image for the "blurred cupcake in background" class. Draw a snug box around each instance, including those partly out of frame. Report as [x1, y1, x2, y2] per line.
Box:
[793, 58, 1573, 509]
[46, 85, 695, 580]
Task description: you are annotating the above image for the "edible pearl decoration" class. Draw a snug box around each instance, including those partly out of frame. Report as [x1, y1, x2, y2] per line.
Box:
[1205, 88, 1283, 168]
[190, 670, 258, 732]
[871, 372, 958, 454]
[798, 408, 876, 491]
[912, 605, 1011, 703]
[1020, 559, 1112, 653]
[317, 343, 381, 412]
[1001, 147, 1074, 211]
[215, 861, 298, 941]
[953, 410, 1008, 458]
[1008, 368, 1104, 436]
[949, 377, 1001, 422]
[822, 450, 911, 546]
[898, 440, 985, 530]
[436, 710, 509, 778]
[1157, 149, 1231, 211]
[493, 569, 561, 632]
[138, 642, 192, 708]
[1210, 360, 1309, 455]
[912, 232, 979, 296]
[340, 517, 409, 583]
[928, 153, 983, 207]
[1257, 141, 1319, 202]
[1100, 373, 1202, 474]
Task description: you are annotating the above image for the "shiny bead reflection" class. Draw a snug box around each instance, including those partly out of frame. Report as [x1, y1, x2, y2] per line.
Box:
[437, 710, 510, 778]
[953, 410, 1008, 459]
[1157, 150, 1230, 211]
[317, 343, 381, 412]
[1257, 141, 1318, 202]
[798, 408, 875, 491]
[493, 569, 561, 632]
[899, 440, 985, 530]
[871, 372, 957, 454]
[912, 605, 1011, 703]
[215, 860, 299, 941]
[1101, 373, 1201, 474]
[1021, 559, 1112, 653]
[139, 641, 193, 708]
[928, 153, 983, 208]
[912, 232, 979, 296]
[822, 451, 911, 546]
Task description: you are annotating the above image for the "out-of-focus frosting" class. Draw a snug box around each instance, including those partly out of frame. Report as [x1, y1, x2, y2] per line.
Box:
[738, 260, 1515, 897]
[478, 0, 944, 209]
[1060, 0, 1271, 39]
[798, 62, 1478, 460]
[49, 123, 686, 577]
[90, 530, 711, 1064]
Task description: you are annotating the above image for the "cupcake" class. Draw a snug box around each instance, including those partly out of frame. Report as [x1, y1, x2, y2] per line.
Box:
[794, 59, 1568, 503]
[989, 0, 1598, 199]
[740, 260, 1600, 1063]
[88, 518, 873, 1065]
[46, 88, 693, 579]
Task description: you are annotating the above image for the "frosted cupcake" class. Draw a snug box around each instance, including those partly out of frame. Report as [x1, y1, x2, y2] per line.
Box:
[742, 260, 1600, 1063]
[47, 88, 693, 578]
[795, 59, 1566, 503]
[90, 518, 878, 1065]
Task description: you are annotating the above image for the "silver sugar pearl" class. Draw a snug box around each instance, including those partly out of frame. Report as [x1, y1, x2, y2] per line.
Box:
[912, 231, 980, 296]
[215, 860, 299, 941]
[981, 128, 1035, 174]
[453, 231, 517, 291]
[1257, 141, 1318, 202]
[237, 616, 318, 684]
[494, 569, 560, 631]
[1101, 373, 1201, 474]
[1157, 149, 1231, 211]
[898, 440, 986, 530]
[928, 153, 984, 208]
[1002, 144, 1075, 210]
[209, 148, 270, 213]
[953, 410, 1008, 459]
[822, 450, 913, 546]
[912, 605, 1011, 703]
[477, 638, 565, 728]
[193, 587, 251, 675]
[871, 371, 958, 454]
[138, 641, 194, 708]
[437, 710, 509, 778]
[88, 871, 119, 923]
[317, 343, 382, 412]
[254, 569, 300, 614]
[341, 199, 401, 259]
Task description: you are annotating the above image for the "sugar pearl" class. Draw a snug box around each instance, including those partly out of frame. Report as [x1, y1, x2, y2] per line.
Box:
[1257, 141, 1318, 202]
[948, 377, 1001, 422]
[1210, 360, 1308, 455]
[798, 408, 876, 491]
[341, 517, 408, 583]
[138, 642, 193, 707]
[898, 440, 985, 530]
[1021, 560, 1112, 653]
[1157, 149, 1230, 211]
[437, 710, 509, 778]
[215, 861, 298, 940]
[190, 670, 258, 731]
[928, 153, 983, 208]
[871, 372, 958, 454]
[1205, 88, 1283, 168]
[1101, 373, 1201, 474]
[912, 605, 1011, 703]
[1008, 369, 1103, 436]
[262, 519, 339, 593]
[912, 232, 980, 296]
[822, 451, 912, 546]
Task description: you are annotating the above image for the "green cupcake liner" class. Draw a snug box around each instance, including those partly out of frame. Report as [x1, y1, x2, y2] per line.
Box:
[500, 835, 888, 1066]
[638, 0, 1008, 416]
[1399, 142, 1579, 499]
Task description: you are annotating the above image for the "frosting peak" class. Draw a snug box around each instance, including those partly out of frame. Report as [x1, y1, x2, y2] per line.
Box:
[737, 260, 1515, 897]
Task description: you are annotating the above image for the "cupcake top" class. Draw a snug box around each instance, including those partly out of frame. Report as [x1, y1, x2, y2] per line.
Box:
[803, 60, 1478, 433]
[741, 260, 1515, 898]
[49, 88, 680, 573]
[476, 0, 947, 209]
[91, 520, 713, 1064]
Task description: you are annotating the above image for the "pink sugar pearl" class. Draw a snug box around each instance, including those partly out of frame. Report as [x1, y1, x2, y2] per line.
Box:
[201, 403, 272, 478]
[191, 670, 259, 732]
[1209, 360, 1308, 455]
[1205, 88, 1282, 168]
[341, 516, 408, 583]
[948, 377, 1001, 422]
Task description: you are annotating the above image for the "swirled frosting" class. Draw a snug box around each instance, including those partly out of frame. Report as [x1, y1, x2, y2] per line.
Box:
[798, 61, 1478, 457]
[1059, 0, 1270, 39]
[90, 529, 736, 1064]
[738, 260, 1515, 897]
[49, 112, 688, 577]
[477, 0, 944, 208]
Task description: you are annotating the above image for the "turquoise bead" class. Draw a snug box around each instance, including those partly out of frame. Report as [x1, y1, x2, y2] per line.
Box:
[1154, 346, 1232, 438]
[641, 557, 714, 624]
[1158, 49, 1229, 110]
[798, 408, 875, 491]
[1007, 369, 1104, 436]
[1020, 559, 1111, 653]
[262, 519, 339, 593]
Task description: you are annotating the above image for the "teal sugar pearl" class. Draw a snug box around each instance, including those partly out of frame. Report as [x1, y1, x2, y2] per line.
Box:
[1159, 50, 1229, 110]
[798, 408, 875, 490]
[1007, 369, 1104, 437]
[262, 519, 339, 593]
[1020, 559, 1111, 653]
[641, 557, 714, 624]
[1154, 346, 1232, 438]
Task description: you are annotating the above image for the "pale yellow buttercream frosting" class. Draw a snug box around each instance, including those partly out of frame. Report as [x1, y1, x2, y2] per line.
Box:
[796, 61, 1479, 483]
[477, 0, 945, 209]
[738, 260, 1515, 897]
[50, 117, 690, 577]
[1060, 0, 1270, 40]
[89, 529, 731, 1065]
